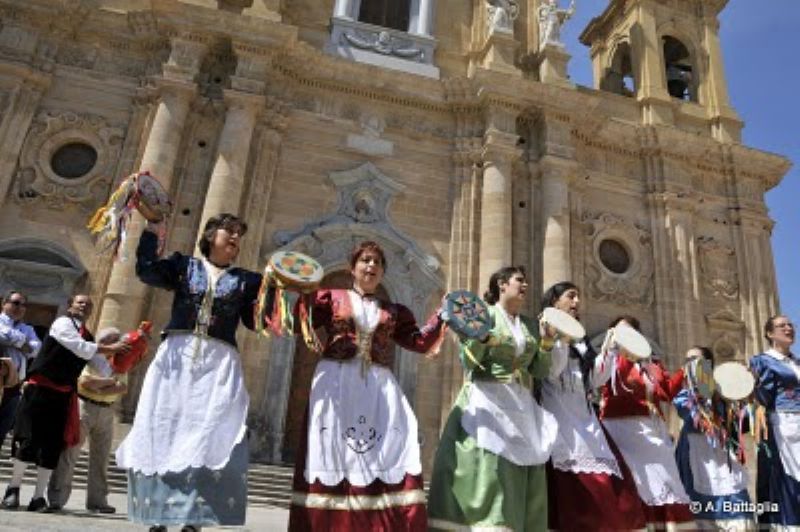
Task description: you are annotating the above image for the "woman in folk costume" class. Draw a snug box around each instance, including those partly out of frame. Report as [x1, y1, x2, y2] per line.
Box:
[673, 346, 754, 530]
[599, 315, 695, 530]
[750, 315, 800, 528]
[116, 213, 262, 532]
[539, 283, 646, 531]
[285, 241, 445, 531]
[428, 266, 558, 531]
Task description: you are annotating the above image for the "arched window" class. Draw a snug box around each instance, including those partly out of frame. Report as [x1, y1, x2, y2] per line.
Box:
[358, 0, 411, 32]
[662, 36, 697, 102]
[602, 41, 635, 97]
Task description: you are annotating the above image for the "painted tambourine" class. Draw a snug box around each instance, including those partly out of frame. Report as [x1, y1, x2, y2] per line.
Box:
[441, 290, 492, 340]
[134, 171, 172, 223]
[686, 356, 715, 399]
[713, 362, 755, 401]
[268, 250, 324, 292]
[603, 323, 651, 360]
[540, 307, 585, 342]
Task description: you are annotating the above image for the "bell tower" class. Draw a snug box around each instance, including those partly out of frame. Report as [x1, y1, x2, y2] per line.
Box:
[580, 0, 742, 142]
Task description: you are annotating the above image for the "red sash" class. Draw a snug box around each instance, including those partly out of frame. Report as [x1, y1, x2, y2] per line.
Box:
[27, 374, 80, 447]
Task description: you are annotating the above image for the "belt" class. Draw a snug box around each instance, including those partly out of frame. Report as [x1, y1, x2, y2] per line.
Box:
[78, 394, 115, 408]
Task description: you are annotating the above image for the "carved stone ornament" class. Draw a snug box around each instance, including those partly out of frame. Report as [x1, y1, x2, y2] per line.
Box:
[705, 309, 745, 362]
[14, 110, 124, 211]
[342, 29, 424, 61]
[582, 211, 654, 306]
[697, 236, 739, 300]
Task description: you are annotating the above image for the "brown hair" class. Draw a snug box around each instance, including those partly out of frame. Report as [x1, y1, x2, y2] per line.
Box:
[609, 314, 641, 332]
[349, 241, 387, 270]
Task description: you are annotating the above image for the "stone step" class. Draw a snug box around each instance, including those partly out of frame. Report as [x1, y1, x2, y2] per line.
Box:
[0, 446, 293, 508]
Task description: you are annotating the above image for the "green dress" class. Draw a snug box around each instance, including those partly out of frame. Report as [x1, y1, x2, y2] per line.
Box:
[428, 305, 555, 531]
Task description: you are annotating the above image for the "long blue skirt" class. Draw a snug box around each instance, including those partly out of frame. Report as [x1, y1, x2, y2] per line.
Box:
[757, 428, 800, 527]
[127, 438, 248, 526]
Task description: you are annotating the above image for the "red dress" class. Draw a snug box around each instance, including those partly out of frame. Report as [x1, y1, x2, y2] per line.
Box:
[600, 357, 695, 528]
[288, 289, 444, 531]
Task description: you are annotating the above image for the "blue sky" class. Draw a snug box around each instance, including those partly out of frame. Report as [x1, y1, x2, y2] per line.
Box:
[561, 1, 799, 323]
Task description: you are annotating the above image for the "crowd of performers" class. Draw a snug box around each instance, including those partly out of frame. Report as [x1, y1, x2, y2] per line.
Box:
[1, 212, 797, 532]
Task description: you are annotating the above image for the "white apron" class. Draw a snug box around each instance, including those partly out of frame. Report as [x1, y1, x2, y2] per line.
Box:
[604, 415, 690, 506]
[687, 433, 748, 496]
[461, 380, 558, 466]
[770, 411, 800, 482]
[304, 358, 421, 486]
[115, 333, 249, 475]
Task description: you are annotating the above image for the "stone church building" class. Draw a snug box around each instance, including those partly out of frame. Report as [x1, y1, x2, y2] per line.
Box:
[0, 0, 789, 471]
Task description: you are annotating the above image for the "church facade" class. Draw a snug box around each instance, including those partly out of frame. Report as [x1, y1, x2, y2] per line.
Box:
[0, 0, 789, 470]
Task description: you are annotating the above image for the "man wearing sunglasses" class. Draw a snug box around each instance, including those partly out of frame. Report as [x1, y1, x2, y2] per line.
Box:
[0, 291, 41, 447]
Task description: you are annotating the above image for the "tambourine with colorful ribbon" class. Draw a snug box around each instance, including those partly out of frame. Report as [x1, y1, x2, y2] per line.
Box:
[255, 250, 325, 352]
[441, 290, 492, 341]
[87, 171, 173, 259]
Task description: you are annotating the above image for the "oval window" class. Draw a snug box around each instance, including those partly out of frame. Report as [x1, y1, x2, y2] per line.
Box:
[50, 142, 98, 179]
[598, 239, 631, 274]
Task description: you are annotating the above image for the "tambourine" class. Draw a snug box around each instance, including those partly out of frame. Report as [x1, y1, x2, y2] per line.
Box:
[268, 250, 324, 293]
[441, 290, 492, 340]
[686, 356, 715, 399]
[87, 171, 172, 258]
[602, 323, 651, 360]
[134, 172, 172, 223]
[540, 307, 585, 342]
[713, 362, 755, 401]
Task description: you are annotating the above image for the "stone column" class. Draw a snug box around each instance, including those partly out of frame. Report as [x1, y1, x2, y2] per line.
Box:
[478, 129, 521, 290]
[196, 91, 262, 230]
[97, 79, 196, 335]
[0, 75, 49, 202]
[539, 155, 575, 290]
[630, 3, 673, 125]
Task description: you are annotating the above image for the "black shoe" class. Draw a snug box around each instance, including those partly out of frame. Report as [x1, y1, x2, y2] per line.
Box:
[0, 487, 19, 509]
[87, 503, 116, 514]
[26, 497, 47, 512]
[180, 526, 200, 532]
[46, 503, 63, 513]
[149, 526, 167, 532]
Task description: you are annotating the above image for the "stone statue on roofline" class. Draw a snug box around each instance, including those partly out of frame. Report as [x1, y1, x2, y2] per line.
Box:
[538, 0, 576, 47]
[487, 0, 520, 34]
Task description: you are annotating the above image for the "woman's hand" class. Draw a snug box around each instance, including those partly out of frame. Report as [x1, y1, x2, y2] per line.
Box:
[754, 404, 768, 443]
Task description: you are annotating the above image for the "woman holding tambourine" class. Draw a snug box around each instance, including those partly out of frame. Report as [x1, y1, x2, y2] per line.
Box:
[258, 241, 445, 532]
[598, 315, 695, 529]
[750, 315, 800, 528]
[428, 266, 558, 531]
[539, 283, 646, 531]
[673, 346, 755, 529]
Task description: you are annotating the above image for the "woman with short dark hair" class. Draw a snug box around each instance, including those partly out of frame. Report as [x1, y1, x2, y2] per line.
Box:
[428, 266, 558, 531]
[115, 213, 261, 532]
[750, 314, 800, 528]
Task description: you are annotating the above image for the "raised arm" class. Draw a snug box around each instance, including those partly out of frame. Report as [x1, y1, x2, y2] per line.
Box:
[136, 228, 184, 290]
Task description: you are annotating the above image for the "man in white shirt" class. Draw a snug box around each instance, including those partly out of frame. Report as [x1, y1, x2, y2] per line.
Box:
[0, 291, 41, 446]
[0, 294, 129, 512]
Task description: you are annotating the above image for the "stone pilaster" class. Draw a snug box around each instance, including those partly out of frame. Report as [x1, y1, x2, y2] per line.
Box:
[701, 14, 742, 142]
[479, 128, 522, 291]
[0, 74, 49, 203]
[539, 154, 576, 290]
